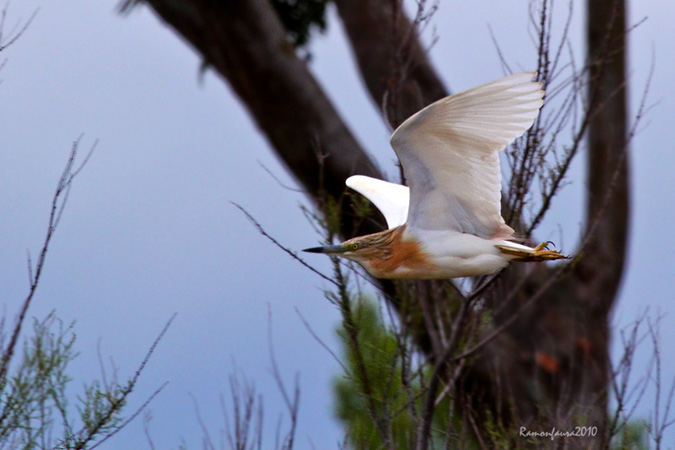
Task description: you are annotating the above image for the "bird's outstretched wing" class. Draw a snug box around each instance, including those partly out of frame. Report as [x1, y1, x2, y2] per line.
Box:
[346, 175, 409, 229]
[390, 72, 544, 239]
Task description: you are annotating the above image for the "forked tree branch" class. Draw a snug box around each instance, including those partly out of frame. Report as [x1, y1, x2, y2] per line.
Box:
[125, 0, 384, 239]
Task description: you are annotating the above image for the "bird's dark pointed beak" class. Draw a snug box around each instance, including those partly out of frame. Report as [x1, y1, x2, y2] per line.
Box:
[303, 245, 347, 254]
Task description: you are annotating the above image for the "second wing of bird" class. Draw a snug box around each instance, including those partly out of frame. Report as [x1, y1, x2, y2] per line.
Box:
[349, 72, 544, 242]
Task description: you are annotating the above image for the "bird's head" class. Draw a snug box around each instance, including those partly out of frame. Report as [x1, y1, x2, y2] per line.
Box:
[303, 234, 389, 267]
[303, 226, 430, 279]
[305, 228, 397, 272]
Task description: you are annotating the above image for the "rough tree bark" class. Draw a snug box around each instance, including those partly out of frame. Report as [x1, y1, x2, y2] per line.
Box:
[126, 0, 629, 446]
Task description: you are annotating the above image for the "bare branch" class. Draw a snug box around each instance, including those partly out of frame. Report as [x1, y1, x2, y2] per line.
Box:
[0, 5, 38, 52]
[232, 202, 338, 288]
[647, 315, 675, 449]
[190, 392, 215, 450]
[266, 305, 299, 450]
[294, 307, 350, 376]
[86, 313, 176, 449]
[0, 138, 95, 388]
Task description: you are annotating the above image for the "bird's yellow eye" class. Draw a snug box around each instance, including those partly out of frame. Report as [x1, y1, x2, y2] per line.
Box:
[350, 243, 359, 251]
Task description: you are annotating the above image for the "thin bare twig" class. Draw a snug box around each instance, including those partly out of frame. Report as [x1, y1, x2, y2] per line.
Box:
[266, 305, 300, 450]
[232, 202, 338, 287]
[222, 369, 264, 450]
[647, 315, 675, 449]
[190, 392, 215, 450]
[0, 138, 96, 388]
[89, 382, 169, 450]
[294, 307, 349, 376]
[452, 261, 567, 364]
[0, 5, 38, 52]
[143, 410, 156, 450]
[87, 313, 176, 449]
[607, 310, 652, 442]
[257, 161, 305, 194]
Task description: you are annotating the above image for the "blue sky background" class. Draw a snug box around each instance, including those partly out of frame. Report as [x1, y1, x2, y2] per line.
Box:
[1, 0, 674, 448]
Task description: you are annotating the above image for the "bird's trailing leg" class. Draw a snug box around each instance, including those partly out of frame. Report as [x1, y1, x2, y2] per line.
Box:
[496, 241, 569, 262]
[533, 240, 555, 252]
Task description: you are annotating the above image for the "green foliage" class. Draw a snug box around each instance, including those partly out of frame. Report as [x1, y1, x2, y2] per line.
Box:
[333, 298, 403, 448]
[270, 0, 328, 48]
[0, 313, 145, 449]
[0, 314, 76, 449]
[333, 297, 452, 449]
[611, 419, 649, 450]
[323, 194, 343, 238]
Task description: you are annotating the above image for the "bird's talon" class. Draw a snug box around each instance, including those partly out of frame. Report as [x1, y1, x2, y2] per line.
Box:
[533, 240, 555, 252]
[532, 248, 569, 261]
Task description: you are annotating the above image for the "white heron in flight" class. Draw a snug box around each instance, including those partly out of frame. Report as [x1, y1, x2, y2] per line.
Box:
[305, 72, 567, 279]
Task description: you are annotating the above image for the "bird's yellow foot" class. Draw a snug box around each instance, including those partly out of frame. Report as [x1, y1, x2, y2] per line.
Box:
[496, 241, 569, 262]
[533, 241, 554, 252]
[528, 241, 569, 261]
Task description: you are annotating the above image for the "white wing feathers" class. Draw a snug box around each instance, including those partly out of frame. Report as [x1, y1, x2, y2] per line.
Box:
[389, 72, 544, 238]
[346, 175, 409, 229]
